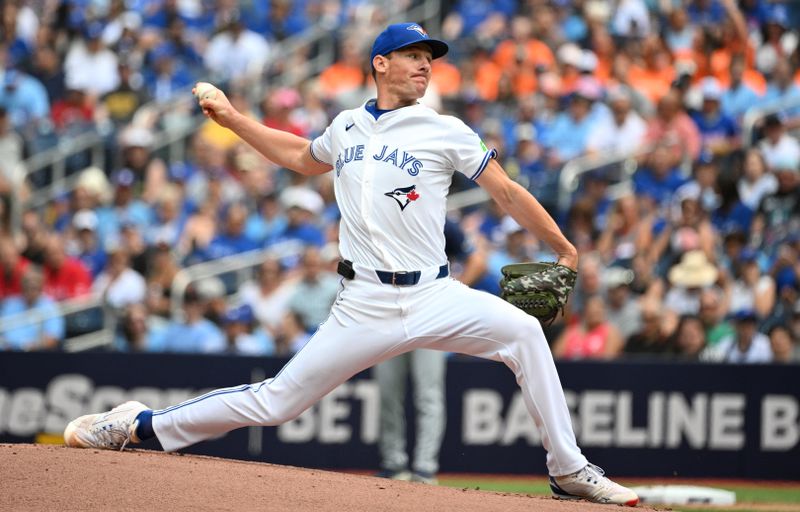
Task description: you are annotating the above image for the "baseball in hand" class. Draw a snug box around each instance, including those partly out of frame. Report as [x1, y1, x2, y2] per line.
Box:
[194, 82, 218, 101]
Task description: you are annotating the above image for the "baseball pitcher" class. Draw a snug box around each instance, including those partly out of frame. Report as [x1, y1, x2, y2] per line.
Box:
[64, 23, 638, 506]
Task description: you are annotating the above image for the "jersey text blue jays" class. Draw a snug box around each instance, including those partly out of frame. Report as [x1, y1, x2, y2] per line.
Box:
[335, 144, 423, 177]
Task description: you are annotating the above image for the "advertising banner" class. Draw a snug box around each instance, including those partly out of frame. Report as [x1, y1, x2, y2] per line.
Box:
[0, 353, 797, 479]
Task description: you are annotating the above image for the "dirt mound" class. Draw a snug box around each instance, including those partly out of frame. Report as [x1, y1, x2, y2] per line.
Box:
[1, 444, 655, 511]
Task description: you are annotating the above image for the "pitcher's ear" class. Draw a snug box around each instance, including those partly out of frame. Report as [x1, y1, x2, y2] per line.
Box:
[373, 54, 389, 75]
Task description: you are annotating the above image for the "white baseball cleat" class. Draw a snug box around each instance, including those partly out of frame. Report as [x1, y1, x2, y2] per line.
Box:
[550, 464, 639, 506]
[64, 401, 149, 451]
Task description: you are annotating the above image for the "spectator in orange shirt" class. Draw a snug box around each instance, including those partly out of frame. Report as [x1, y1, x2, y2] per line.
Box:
[607, 53, 654, 116]
[430, 55, 462, 99]
[493, 16, 555, 96]
[494, 16, 555, 72]
[587, 24, 615, 84]
[318, 39, 367, 100]
[459, 46, 502, 101]
[41, 233, 92, 301]
[628, 35, 676, 105]
[556, 43, 583, 96]
[706, 0, 754, 84]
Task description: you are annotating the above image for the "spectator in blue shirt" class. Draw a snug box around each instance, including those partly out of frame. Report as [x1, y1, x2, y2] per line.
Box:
[711, 175, 754, 235]
[96, 168, 154, 248]
[687, 0, 726, 25]
[540, 83, 599, 169]
[243, 0, 310, 41]
[72, 209, 107, 278]
[270, 187, 326, 259]
[245, 192, 288, 244]
[0, 67, 50, 133]
[221, 303, 275, 355]
[288, 246, 340, 332]
[511, 123, 549, 197]
[442, 0, 516, 40]
[760, 59, 800, 118]
[721, 54, 762, 122]
[740, 0, 771, 31]
[201, 203, 259, 261]
[113, 303, 163, 352]
[149, 287, 225, 353]
[0, 266, 64, 351]
[691, 77, 739, 157]
[484, 217, 533, 296]
[162, 18, 205, 75]
[145, 184, 187, 248]
[633, 145, 688, 210]
[143, 42, 196, 104]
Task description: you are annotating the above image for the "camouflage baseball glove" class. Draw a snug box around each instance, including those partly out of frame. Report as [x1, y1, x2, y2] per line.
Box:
[499, 262, 577, 324]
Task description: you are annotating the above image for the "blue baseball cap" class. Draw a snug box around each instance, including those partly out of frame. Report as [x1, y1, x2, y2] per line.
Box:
[732, 309, 757, 322]
[739, 247, 758, 263]
[224, 304, 254, 324]
[84, 21, 105, 40]
[766, 4, 789, 27]
[370, 23, 448, 65]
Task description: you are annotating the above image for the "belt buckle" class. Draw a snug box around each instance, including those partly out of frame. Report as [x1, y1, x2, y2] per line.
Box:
[392, 271, 408, 285]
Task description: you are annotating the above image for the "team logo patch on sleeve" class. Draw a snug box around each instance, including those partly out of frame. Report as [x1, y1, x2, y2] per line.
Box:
[384, 185, 420, 211]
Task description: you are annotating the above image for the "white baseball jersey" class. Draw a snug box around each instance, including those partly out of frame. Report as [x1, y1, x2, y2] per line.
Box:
[150, 99, 588, 479]
[310, 100, 496, 271]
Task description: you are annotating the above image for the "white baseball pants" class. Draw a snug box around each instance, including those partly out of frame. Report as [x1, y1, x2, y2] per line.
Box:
[152, 264, 588, 476]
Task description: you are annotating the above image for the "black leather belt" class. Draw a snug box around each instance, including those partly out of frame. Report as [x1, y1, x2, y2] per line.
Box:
[338, 260, 449, 286]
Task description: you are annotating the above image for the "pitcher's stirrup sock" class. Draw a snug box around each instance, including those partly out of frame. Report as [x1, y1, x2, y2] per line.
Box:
[135, 410, 155, 441]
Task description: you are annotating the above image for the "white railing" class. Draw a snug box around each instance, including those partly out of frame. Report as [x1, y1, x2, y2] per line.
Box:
[741, 96, 800, 149]
[557, 146, 655, 212]
[0, 292, 115, 352]
[21, 131, 106, 181]
[23, 115, 205, 212]
[169, 243, 303, 319]
[446, 186, 489, 210]
[12, 130, 106, 229]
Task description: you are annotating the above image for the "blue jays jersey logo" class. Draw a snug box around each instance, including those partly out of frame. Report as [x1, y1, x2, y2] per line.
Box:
[385, 185, 420, 211]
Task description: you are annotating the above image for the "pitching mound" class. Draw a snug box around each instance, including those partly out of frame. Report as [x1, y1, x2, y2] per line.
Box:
[1, 444, 656, 511]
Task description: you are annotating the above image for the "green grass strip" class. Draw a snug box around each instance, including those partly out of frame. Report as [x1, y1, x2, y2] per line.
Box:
[439, 477, 800, 505]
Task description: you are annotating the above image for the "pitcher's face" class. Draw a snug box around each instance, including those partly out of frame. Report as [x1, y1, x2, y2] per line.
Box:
[379, 44, 433, 101]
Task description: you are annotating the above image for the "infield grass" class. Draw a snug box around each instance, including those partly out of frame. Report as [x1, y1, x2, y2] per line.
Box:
[438, 477, 800, 511]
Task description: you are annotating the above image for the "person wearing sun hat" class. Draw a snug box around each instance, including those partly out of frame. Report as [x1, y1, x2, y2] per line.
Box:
[662, 250, 720, 335]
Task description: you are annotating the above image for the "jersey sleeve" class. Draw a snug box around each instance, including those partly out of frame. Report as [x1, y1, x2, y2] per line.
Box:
[441, 117, 497, 181]
[310, 123, 334, 165]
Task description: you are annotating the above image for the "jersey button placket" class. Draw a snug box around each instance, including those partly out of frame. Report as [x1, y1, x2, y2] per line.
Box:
[362, 122, 392, 267]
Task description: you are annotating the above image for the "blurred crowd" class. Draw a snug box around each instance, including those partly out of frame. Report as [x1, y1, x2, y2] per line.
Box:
[0, 0, 798, 364]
